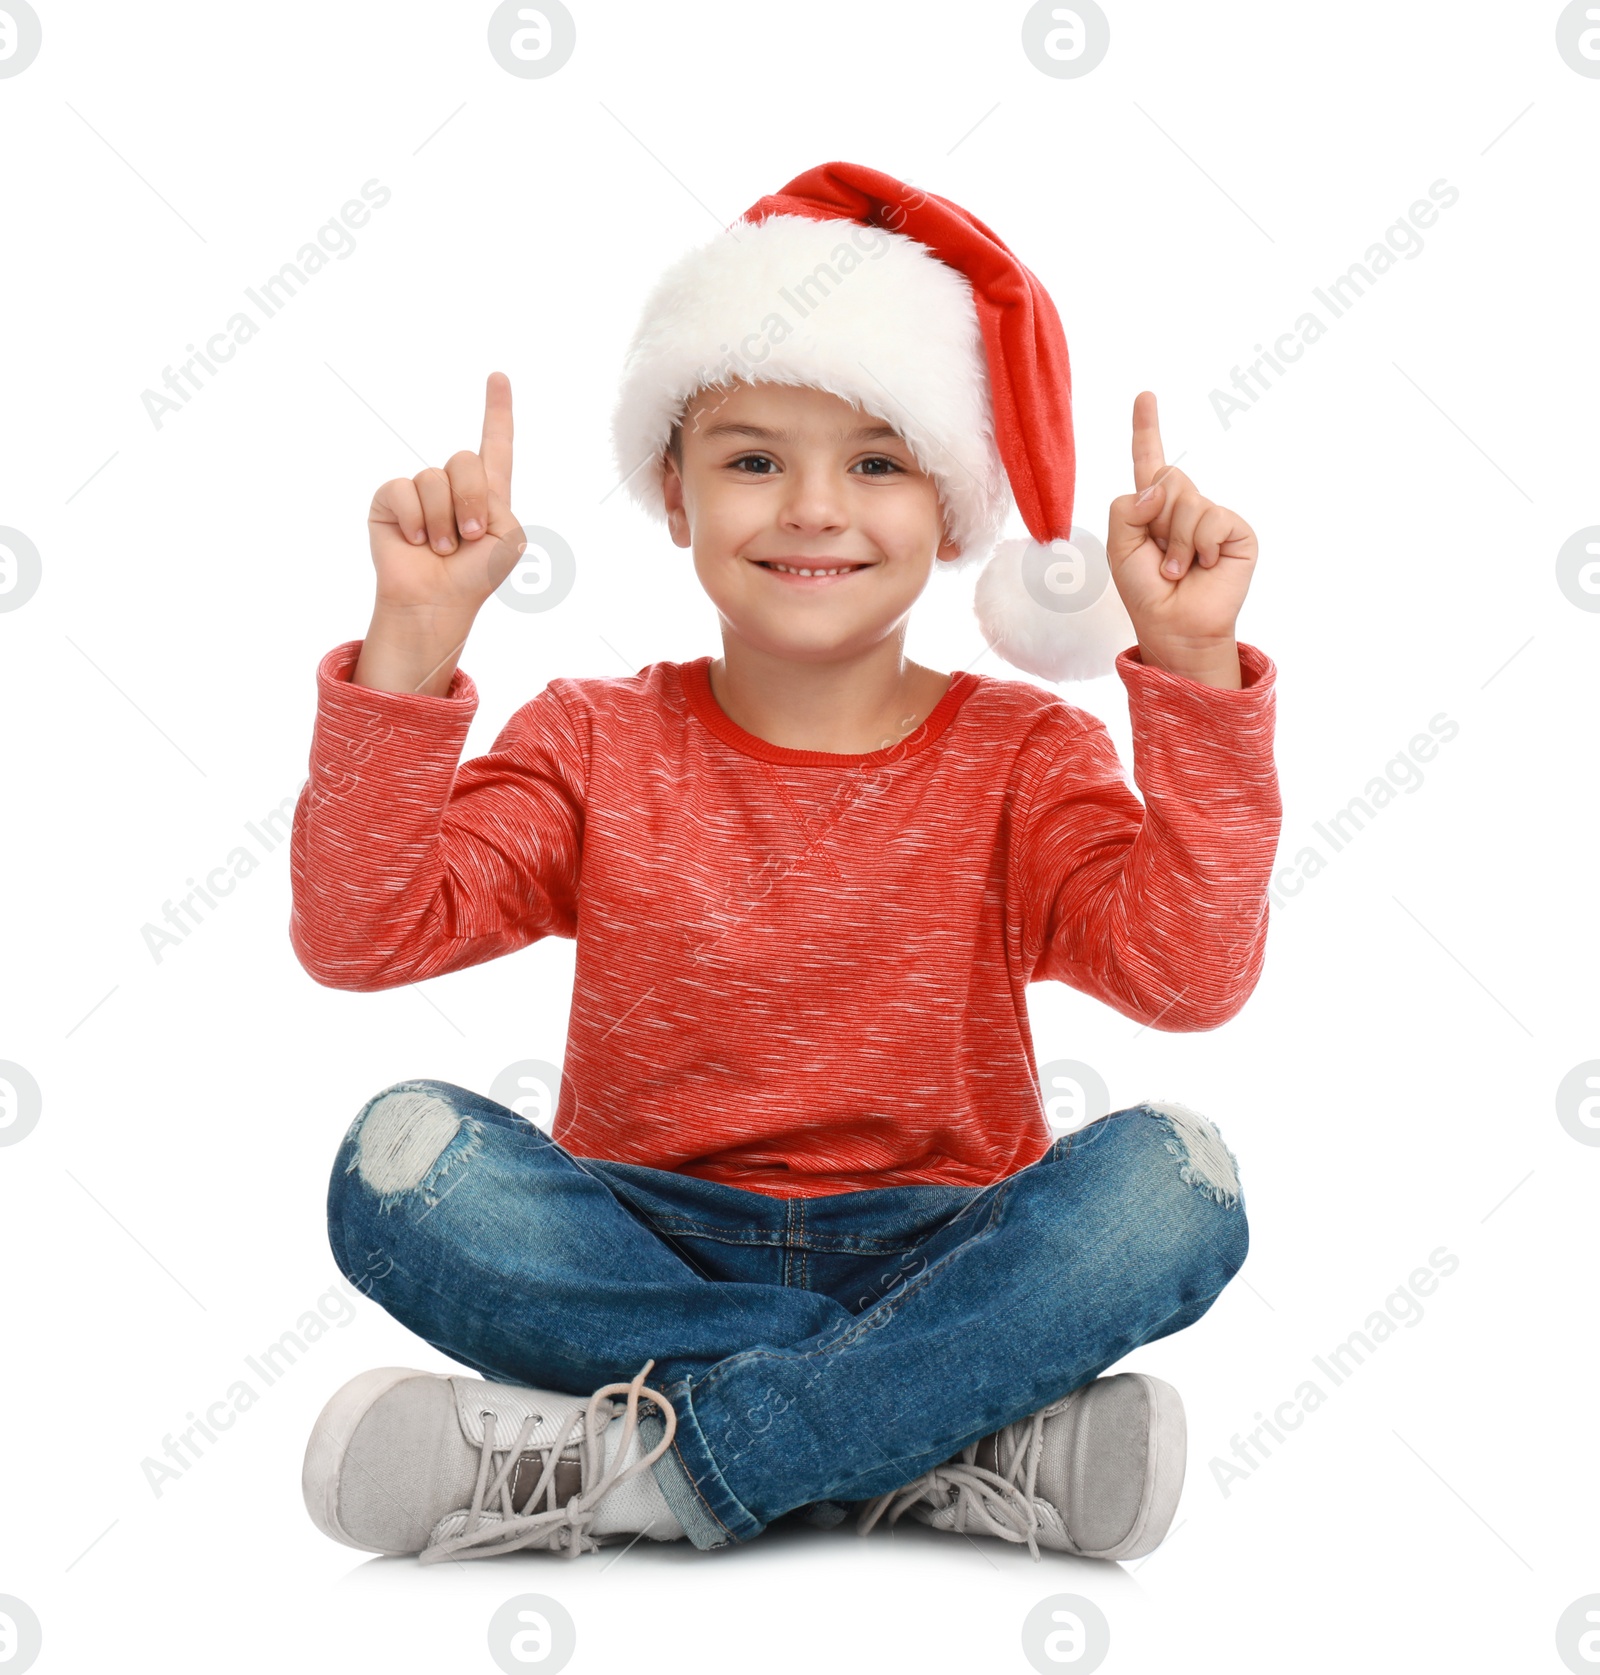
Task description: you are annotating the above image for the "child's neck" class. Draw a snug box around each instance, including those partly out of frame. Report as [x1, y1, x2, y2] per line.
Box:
[707, 644, 953, 756]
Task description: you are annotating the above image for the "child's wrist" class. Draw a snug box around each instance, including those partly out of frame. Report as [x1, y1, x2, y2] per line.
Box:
[353, 603, 478, 697]
[1134, 635, 1242, 689]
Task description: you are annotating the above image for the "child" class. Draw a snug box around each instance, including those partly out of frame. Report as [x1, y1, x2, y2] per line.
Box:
[291, 161, 1281, 1566]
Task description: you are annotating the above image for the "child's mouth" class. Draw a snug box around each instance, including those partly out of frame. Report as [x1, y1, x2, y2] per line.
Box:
[752, 560, 873, 584]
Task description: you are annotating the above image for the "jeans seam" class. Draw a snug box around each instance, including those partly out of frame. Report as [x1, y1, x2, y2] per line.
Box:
[668, 1429, 736, 1544]
[817, 1178, 1009, 1356]
[627, 1214, 935, 1255]
[693, 1177, 1013, 1402]
[754, 1184, 1018, 1494]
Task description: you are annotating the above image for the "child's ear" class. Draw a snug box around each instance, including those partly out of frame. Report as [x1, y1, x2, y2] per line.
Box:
[661, 453, 692, 549]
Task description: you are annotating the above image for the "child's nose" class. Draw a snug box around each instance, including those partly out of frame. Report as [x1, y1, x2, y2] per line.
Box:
[777, 466, 850, 533]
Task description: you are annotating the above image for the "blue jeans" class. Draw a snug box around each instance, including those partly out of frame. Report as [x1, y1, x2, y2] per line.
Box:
[325, 1079, 1249, 1551]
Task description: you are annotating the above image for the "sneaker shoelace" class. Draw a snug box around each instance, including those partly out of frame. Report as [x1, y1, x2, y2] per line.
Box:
[418, 1359, 677, 1564]
[855, 1394, 1076, 1563]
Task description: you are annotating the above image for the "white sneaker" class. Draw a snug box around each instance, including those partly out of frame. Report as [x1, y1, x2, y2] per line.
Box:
[856, 1372, 1185, 1561]
[302, 1358, 683, 1561]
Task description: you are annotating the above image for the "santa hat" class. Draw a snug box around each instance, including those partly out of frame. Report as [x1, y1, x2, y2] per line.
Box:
[610, 160, 1135, 682]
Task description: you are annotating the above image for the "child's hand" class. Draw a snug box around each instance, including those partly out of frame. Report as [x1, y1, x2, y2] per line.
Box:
[1106, 392, 1257, 681]
[351, 372, 527, 694]
[366, 371, 526, 619]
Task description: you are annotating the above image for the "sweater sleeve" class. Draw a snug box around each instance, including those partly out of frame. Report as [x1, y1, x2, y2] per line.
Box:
[1014, 641, 1282, 1029]
[289, 640, 586, 991]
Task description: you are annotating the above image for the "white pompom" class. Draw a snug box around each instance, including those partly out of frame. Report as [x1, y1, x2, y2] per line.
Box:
[971, 536, 1136, 683]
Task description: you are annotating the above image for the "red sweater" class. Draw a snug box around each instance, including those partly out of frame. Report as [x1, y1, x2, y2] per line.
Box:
[290, 640, 1281, 1198]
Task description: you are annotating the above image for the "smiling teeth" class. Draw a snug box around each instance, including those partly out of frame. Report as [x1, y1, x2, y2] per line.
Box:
[766, 563, 861, 576]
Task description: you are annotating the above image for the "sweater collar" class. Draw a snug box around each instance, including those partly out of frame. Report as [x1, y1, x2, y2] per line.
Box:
[678, 656, 977, 767]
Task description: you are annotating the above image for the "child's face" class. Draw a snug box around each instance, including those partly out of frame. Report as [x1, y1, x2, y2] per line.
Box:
[661, 379, 961, 661]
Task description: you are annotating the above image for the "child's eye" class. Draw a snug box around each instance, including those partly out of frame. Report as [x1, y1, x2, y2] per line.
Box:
[725, 453, 904, 477]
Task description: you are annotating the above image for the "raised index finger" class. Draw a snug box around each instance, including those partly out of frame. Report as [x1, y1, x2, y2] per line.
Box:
[1131, 390, 1166, 492]
[480, 370, 514, 503]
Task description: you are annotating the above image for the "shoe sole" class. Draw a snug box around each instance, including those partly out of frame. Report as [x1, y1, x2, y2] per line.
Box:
[1072, 1372, 1186, 1562]
[302, 1366, 434, 1553]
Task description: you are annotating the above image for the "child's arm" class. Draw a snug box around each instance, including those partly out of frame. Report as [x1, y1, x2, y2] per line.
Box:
[288, 656, 584, 990]
[289, 374, 584, 991]
[1015, 649, 1280, 1029]
[1016, 391, 1279, 1027]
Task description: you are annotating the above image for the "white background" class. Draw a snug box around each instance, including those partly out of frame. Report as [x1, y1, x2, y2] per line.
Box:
[1, 2, 1595, 1672]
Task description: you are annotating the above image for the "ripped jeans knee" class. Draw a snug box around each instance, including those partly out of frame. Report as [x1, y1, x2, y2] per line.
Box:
[1137, 1097, 1244, 1211]
[334, 1078, 486, 1217]
[1056, 1096, 1245, 1215]
[1115, 1097, 1250, 1291]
